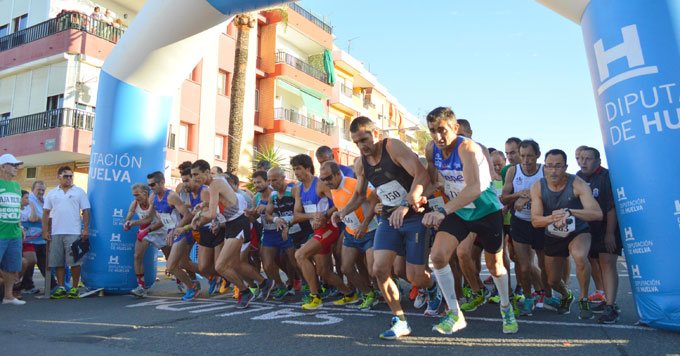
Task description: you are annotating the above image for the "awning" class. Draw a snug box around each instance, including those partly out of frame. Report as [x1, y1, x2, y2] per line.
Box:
[277, 80, 301, 96]
[301, 90, 332, 124]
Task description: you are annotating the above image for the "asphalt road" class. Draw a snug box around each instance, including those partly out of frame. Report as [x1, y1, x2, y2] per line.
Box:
[2, 258, 679, 356]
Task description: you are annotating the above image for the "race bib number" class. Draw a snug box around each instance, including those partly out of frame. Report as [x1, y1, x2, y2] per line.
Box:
[547, 217, 576, 238]
[376, 180, 409, 207]
[428, 196, 446, 212]
[343, 212, 362, 231]
[288, 223, 301, 234]
[444, 181, 475, 209]
[159, 213, 176, 230]
[216, 213, 227, 224]
[303, 204, 317, 214]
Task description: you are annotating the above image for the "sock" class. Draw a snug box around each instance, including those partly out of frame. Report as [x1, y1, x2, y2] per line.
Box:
[426, 280, 438, 299]
[432, 266, 459, 316]
[492, 273, 510, 307]
[136, 274, 146, 289]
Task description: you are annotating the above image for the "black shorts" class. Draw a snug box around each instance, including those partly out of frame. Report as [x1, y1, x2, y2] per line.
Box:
[510, 215, 545, 250]
[544, 229, 590, 257]
[199, 229, 222, 248]
[437, 210, 503, 254]
[290, 228, 313, 250]
[588, 232, 623, 258]
[222, 214, 252, 243]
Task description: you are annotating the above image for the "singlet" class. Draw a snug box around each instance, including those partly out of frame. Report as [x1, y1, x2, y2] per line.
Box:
[493, 179, 511, 225]
[330, 176, 377, 235]
[153, 189, 178, 231]
[299, 177, 333, 215]
[271, 183, 302, 234]
[340, 164, 356, 179]
[540, 174, 589, 238]
[512, 163, 544, 221]
[256, 191, 277, 231]
[135, 201, 164, 236]
[362, 139, 415, 219]
[189, 185, 211, 230]
[432, 137, 501, 221]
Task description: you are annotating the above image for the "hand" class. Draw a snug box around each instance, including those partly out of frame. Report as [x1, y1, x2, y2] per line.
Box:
[388, 206, 409, 229]
[123, 220, 132, 231]
[281, 227, 289, 241]
[172, 227, 184, 237]
[137, 228, 148, 242]
[519, 189, 531, 199]
[191, 218, 200, 230]
[374, 203, 383, 216]
[422, 211, 445, 229]
[43, 231, 51, 242]
[354, 228, 367, 240]
[604, 232, 617, 253]
[255, 205, 266, 215]
[412, 196, 427, 213]
[81, 228, 89, 241]
[331, 211, 343, 228]
[275, 218, 288, 231]
[514, 197, 528, 212]
[165, 231, 174, 246]
[210, 222, 220, 235]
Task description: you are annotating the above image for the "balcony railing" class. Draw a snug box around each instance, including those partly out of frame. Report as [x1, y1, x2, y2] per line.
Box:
[0, 108, 94, 138]
[276, 51, 328, 84]
[0, 12, 125, 52]
[274, 107, 330, 135]
[363, 99, 376, 110]
[288, 2, 332, 34]
[342, 128, 351, 141]
[339, 83, 353, 98]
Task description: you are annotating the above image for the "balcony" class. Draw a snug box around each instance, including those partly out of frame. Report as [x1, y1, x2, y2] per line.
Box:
[0, 108, 94, 137]
[0, 12, 125, 52]
[288, 3, 332, 34]
[276, 51, 328, 84]
[274, 107, 330, 135]
[363, 99, 376, 110]
[340, 83, 353, 98]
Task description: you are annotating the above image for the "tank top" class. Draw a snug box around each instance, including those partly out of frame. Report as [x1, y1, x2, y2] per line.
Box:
[540, 175, 589, 238]
[256, 192, 277, 231]
[299, 177, 333, 215]
[135, 201, 163, 236]
[330, 176, 378, 235]
[271, 183, 302, 234]
[512, 163, 544, 221]
[153, 189, 178, 231]
[189, 185, 211, 230]
[433, 138, 501, 221]
[362, 139, 415, 219]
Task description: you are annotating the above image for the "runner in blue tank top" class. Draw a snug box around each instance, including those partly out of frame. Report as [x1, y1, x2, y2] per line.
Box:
[422, 107, 517, 335]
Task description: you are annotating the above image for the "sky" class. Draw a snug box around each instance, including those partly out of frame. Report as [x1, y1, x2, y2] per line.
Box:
[300, 0, 607, 171]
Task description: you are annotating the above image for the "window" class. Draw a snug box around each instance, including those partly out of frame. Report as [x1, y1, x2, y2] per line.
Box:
[0, 24, 8, 37]
[1, 112, 9, 121]
[46, 94, 64, 111]
[215, 135, 225, 159]
[26, 168, 36, 179]
[12, 14, 28, 33]
[254, 89, 259, 112]
[0, 113, 9, 137]
[179, 123, 189, 150]
[217, 70, 230, 96]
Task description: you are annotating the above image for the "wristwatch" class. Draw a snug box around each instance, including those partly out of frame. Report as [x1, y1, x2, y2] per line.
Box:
[400, 200, 409, 207]
[437, 207, 447, 216]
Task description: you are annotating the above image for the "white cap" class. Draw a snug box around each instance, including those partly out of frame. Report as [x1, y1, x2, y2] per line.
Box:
[0, 154, 23, 165]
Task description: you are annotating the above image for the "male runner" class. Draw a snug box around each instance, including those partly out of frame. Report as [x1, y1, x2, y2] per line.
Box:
[336, 116, 440, 340]
[291, 154, 356, 310]
[190, 160, 274, 308]
[501, 139, 548, 315]
[531, 149, 602, 319]
[576, 147, 621, 323]
[323, 161, 380, 309]
[316, 146, 355, 178]
[421, 107, 518, 334]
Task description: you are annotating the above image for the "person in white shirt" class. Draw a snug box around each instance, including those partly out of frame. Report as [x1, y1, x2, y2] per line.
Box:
[42, 166, 90, 299]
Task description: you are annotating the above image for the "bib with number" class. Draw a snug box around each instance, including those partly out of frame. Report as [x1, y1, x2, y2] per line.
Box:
[547, 217, 576, 238]
[376, 180, 409, 207]
[444, 180, 476, 209]
[159, 213, 176, 230]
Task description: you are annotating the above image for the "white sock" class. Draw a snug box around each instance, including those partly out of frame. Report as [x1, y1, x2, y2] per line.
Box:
[433, 266, 460, 316]
[492, 273, 510, 307]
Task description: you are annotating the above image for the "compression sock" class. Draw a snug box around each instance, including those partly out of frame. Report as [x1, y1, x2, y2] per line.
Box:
[432, 266, 460, 316]
[492, 273, 510, 307]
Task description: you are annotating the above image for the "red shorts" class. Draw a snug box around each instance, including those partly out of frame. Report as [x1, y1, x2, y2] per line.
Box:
[312, 224, 339, 255]
[22, 243, 35, 253]
[249, 224, 259, 250]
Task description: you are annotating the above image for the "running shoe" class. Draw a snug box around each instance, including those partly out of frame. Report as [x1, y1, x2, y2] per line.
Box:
[27, 288, 40, 295]
[424, 287, 442, 316]
[67, 287, 80, 299]
[461, 290, 486, 312]
[177, 281, 187, 294]
[302, 294, 323, 310]
[544, 296, 561, 311]
[249, 286, 260, 300]
[535, 290, 546, 309]
[193, 280, 202, 291]
[557, 290, 574, 315]
[379, 316, 411, 340]
[520, 297, 535, 316]
[588, 289, 606, 303]
[208, 277, 218, 296]
[272, 286, 288, 301]
[501, 306, 519, 334]
[511, 294, 521, 317]
[50, 287, 67, 299]
[579, 298, 594, 320]
[302, 283, 311, 297]
[2, 298, 26, 305]
[409, 286, 418, 300]
[232, 286, 240, 299]
[432, 310, 467, 335]
[598, 305, 620, 324]
[488, 295, 500, 304]
[220, 279, 231, 294]
[260, 279, 275, 301]
[131, 285, 147, 298]
[357, 291, 378, 310]
[293, 279, 302, 291]
[181, 286, 199, 301]
[514, 285, 523, 297]
[414, 289, 427, 309]
[322, 285, 338, 299]
[333, 291, 359, 305]
[592, 302, 621, 314]
[78, 281, 85, 288]
[287, 285, 295, 296]
[462, 284, 472, 300]
[236, 289, 255, 309]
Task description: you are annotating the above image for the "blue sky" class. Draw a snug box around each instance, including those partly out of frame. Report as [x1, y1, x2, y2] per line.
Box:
[301, 0, 607, 170]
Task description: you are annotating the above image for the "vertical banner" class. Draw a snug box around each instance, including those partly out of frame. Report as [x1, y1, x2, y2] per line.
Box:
[581, 0, 680, 331]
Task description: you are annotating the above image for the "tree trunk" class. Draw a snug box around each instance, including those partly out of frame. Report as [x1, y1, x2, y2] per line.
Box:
[227, 14, 255, 174]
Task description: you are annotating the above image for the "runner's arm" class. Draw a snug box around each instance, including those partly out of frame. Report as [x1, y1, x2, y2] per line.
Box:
[572, 177, 604, 222]
[422, 141, 439, 198]
[169, 192, 194, 228]
[357, 191, 379, 231]
[500, 165, 522, 205]
[441, 140, 484, 214]
[530, 181, 552, 228]
[264, 198, 276, 223]
[338, 158, 368, 219]
[388, 138, 428, 207]
[124, 200, 136, 223]
[132, 195, 155, 226]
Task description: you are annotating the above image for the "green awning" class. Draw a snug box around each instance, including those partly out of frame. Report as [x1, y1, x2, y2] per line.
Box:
[300, 90, 331, 124]
[277, 80, 301, 96]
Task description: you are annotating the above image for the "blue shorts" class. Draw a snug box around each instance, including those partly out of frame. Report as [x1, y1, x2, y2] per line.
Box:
[174, 231, 196, 246]
[342, 230, 375, 252]
[261, 230, 293, 251]
[373, 214, 428, 265]
[0, 238, 22, 272]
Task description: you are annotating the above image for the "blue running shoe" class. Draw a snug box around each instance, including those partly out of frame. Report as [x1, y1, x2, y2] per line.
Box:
[236, 290, 256, 309]
[181, 286, 199, 301]
[379, 316, 411, 340]
[208, 277, 218, 296]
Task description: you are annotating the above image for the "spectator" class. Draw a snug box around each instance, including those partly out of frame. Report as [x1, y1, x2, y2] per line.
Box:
[0, 154, 26, 305]
[103, 9, 114, 24]
[16, 190, 38, 295]
[91, 6, 101, 20]
[17, 181, 55, 292]
[42, 166, 90, 299]
[112, 18, 124, 28]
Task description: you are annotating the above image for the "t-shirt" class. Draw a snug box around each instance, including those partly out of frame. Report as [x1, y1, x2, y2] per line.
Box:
[23, 194, 44, 244]
[0, 179, 22, 239]
[44, 185, 91, 235]
[577, 166, 618, 238]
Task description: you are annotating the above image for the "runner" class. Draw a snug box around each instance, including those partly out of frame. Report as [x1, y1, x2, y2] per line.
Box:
[501, 139, 549, 316]
[336, 116, 440, 340]
[190, 160, 274, 309]
[316, 145, 356, 178]
[290, 154, 356, 310]
[421, 107, 517, 335]
[530, 149, 602, 319]
[576, 147, 622, 323]
[123, 183, 170, 297]
[323, 161, 380, 310]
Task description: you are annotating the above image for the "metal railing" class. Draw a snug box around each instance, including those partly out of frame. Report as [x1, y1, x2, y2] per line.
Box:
[288, 2, 332, 34]
[275, 51, 328, 84]
[0, 12, 125, 52]
[0, 108, 94, 137]
[274, 107, 330, 135]
[363, 99, 375, 109]
[342, 128, 351, 141]
[340, 83, 353, 98]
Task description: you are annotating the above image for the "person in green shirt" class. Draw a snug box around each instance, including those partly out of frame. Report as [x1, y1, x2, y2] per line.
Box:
[0, 153, 26, 305]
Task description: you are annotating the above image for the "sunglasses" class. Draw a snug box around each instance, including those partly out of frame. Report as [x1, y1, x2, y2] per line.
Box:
[148, 182, 157, 187]
[319, 175, 334, 182]
[61, 174, 73, 178]
[5, 163, 21, 168]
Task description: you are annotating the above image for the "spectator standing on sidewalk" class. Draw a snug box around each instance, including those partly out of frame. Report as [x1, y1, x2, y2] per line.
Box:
[17, 181, 55, 292]
[16, 190, 38, 295]
[0, 154, 26, 305]
[42, 166, 90, 299]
